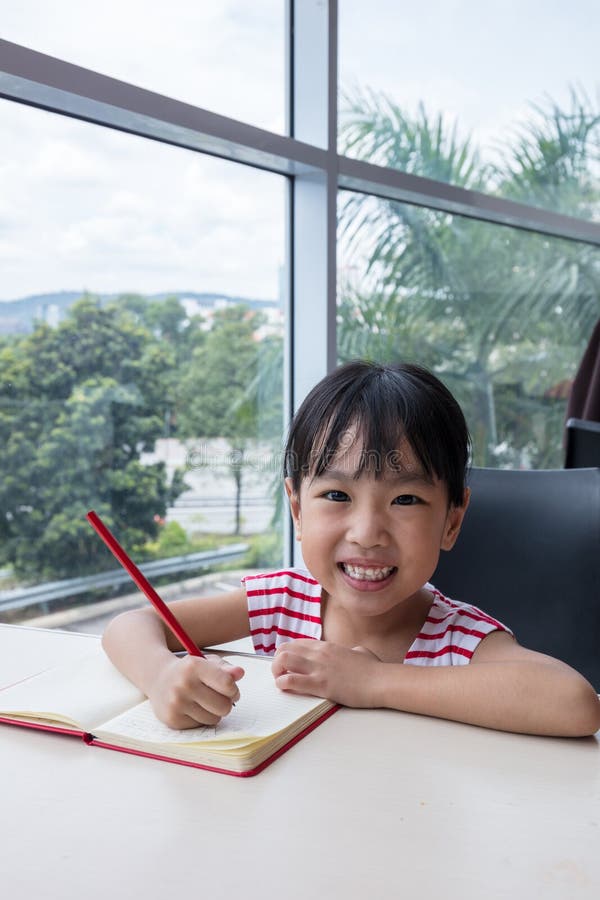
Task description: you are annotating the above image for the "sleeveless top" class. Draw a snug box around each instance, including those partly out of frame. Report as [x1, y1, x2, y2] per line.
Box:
[242, 568, 512, 665]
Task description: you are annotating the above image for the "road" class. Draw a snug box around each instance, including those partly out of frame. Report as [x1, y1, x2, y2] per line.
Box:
[23, 569, 254, 636]
[143, 437, 279, 535]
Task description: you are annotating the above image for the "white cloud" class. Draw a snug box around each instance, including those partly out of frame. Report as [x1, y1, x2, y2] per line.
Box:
[2, 0, 597, 304]
[0, 97, 285, 302]
[340, 0, 600, 154]
[2, 0, 284, 133]
[31, 139, 112, 182]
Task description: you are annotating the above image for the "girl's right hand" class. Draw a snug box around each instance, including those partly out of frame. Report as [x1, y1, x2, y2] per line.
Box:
[148, 654, 245, 729]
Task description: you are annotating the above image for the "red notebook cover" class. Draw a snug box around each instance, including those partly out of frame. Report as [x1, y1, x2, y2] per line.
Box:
[87, 704, 339, 776]
[0, 704, 339, 777]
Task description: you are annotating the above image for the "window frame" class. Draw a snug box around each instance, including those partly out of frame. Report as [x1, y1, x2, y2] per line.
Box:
[2, 0, 600, 565]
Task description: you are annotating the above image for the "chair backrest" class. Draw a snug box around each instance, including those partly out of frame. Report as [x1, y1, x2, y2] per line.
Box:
[565, 417, 600, 468]
[432, 467, 600, 689]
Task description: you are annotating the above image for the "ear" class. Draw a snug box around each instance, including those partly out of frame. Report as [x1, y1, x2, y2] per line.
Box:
[441, 487, 470, 551]
[284, 477, 302, 541]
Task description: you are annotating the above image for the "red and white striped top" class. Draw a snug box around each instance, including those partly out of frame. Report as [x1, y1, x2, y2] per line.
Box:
[242, 569, 512, 664]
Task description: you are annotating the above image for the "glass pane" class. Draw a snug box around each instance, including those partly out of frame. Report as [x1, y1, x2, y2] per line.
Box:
[2, 0, 285, 134]
[338, 189, 600, 468]
[0, 99, 286, 632]
[339, 1, 600, 221]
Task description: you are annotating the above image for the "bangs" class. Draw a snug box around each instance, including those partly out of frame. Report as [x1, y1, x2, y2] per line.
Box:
[307, 372, 436, 481]
[284, 361, 470, 506]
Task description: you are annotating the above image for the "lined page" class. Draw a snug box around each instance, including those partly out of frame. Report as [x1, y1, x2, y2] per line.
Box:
[0, 645, 145, 730]
[97, 654, 331, 747]
[0, 625, 100, 687]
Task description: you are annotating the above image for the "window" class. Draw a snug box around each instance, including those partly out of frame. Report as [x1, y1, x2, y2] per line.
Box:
[1, 2, 599, 629]
[0, 100, 285, 625]
[338, 190, 600, 467]
[2, 1, 286, 133]
[339, 0, 600, 219]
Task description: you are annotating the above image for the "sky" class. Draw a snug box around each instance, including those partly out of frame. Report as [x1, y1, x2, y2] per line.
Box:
[341, 0, 600, 151]
[1, 0, 598, 303]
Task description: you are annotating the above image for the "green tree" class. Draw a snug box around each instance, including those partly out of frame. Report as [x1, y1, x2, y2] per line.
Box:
[116, 293, 206, 445]
[338, 88, 600, 467]
[176, 304, 283, 535]
[0, 296, 182, 578]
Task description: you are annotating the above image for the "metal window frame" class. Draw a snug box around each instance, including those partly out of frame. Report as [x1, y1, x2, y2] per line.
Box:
[2, 0, 600, 565]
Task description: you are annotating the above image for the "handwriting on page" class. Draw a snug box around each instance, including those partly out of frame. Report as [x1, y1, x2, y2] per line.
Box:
[99, 693, 269, 745]
[99, 654, 327, 745]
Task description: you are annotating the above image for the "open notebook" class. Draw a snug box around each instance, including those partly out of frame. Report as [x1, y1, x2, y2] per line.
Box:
[0, 644, 337, 776]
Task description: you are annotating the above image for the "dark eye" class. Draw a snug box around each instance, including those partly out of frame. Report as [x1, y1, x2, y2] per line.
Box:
[392, 494, 420, 506]
[323, 490, 349, 502]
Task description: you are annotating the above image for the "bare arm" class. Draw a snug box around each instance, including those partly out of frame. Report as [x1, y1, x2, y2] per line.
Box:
[272, 632, 600, 737]
[102, 588, 251, 728]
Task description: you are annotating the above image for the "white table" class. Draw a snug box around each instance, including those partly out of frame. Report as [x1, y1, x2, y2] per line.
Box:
[1, 624, 599, 899]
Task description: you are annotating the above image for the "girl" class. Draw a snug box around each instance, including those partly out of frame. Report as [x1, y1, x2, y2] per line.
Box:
[102, 361, 600, 737]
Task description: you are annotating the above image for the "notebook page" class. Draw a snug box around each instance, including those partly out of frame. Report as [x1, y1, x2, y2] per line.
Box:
[0, 645, 145, 730]
[97, 654, 330, 747]
[0, 625, 99, 687]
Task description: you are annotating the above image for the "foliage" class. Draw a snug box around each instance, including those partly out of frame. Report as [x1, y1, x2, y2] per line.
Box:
[148, 521, 191, 557]
[244, 530, 283, 570]
[175, 304, 283, 534]
[116, 293, 206, 434]
[0, 291, 284, 583]
[0, 296, 186, 578]
[338, 87, 600, 466]
[144, 527, 248, 558]
[5, 84, 598, 585]
[495, 88, 600, 218]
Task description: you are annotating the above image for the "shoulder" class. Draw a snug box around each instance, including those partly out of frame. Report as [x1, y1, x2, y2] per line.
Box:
[427, 585, 512, 637]
[243, 569, 323, 655]
[242, 568, 321, 598]
[405, 585, 513, 666]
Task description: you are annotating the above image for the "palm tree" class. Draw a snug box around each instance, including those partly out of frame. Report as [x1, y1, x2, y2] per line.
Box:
[494, 88, 600, 340]
[337, 87, 600, 467]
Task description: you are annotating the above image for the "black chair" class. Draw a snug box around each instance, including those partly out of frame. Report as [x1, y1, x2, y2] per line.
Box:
[432, 467, 600, 689]
[565, 417, 600, 468]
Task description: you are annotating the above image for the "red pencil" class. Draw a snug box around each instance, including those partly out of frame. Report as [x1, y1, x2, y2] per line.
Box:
[86, 510, 205, 658]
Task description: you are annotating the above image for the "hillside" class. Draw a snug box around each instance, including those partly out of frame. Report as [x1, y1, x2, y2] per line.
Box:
[0, 290, 276, 334]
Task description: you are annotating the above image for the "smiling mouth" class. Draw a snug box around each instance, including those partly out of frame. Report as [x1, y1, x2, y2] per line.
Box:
[340, 563, 396, 582]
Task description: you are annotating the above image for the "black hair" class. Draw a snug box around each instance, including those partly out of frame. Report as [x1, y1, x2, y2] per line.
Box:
[284, 360, 471, 507]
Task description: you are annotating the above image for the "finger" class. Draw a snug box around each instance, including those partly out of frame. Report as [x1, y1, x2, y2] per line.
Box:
[192, 681, 239, 718]
[271, 650, 313, 677]
[201, 657, 244, 701]
[173, 671, 240, 723]
[276, 639, 315, 653]
[153, 703, 220, 730]
[204, 653, 245, 673]
[171, 707, 221, 728]
[183, 700, 224, 727]
[274, 671, 319, 696]
[220, 660, 246, 682]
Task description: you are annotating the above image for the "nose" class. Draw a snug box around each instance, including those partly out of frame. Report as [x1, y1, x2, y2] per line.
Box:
[345, 504, 389, 549]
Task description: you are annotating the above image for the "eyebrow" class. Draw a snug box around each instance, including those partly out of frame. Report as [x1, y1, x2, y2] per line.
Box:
[314, 467, 435, 487]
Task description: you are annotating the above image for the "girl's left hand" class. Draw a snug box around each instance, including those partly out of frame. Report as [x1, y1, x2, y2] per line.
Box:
[271, 640, 382, 707]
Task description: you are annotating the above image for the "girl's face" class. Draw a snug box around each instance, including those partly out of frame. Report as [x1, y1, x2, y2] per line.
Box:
[285, 436, 468, 622]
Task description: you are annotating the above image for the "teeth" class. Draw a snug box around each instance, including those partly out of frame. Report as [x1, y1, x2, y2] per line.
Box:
[342, 564, 394, 581]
